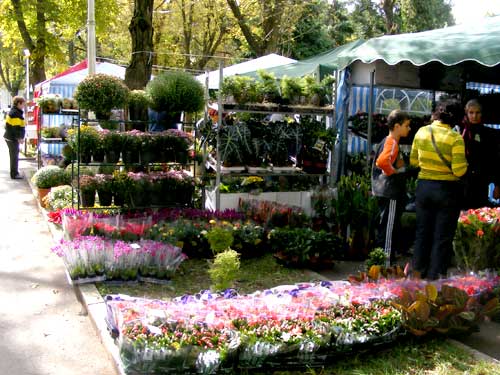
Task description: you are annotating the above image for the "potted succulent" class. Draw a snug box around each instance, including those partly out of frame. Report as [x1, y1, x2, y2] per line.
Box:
[94, 173, 114, 206]
[74, 73, 130, 120]
[78, 174, 97, 207]
[146, 71, 204, 127]
[31, 166, 69, 207]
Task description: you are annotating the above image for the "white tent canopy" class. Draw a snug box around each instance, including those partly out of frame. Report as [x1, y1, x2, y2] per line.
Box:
[196, 53, 296, 90]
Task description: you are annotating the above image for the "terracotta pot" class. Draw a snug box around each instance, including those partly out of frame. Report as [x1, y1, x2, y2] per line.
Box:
[38, 187, 51, 208]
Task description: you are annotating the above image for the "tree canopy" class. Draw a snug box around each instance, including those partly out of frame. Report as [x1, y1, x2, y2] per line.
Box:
[0, 0, 458, 94]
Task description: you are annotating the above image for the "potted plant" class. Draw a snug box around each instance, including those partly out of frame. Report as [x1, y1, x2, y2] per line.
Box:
[66, 125, 100, 163]
[101, 130, 123, 163]
[31, 166, 70, 207]
[78, 174, 97, 207]
[74, 73, 130, 120]
[256, 70, 280, 103]
[94, 173, 114, 206]
[112, 171, 133, 206]
[221, 75, 259, 104]
[121, 131, 141, 164]
[36, 94, 62, 113]
[127, 89, 150, 129]
[280, 76, 304, 105]
[146, 71, 204, 127]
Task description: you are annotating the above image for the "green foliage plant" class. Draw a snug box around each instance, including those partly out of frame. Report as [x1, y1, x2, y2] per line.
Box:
[366, 247, 388, 270]
[205, 225, 234, 254]
[280, 75, 304, 104]
[66, 125, 101, 156]
[146, 71, 204, 115]
[221, 76, 259, 104]
[31, 166, 69, 189]
[208, 249, 240, 291]
[74, 74, 129, 118]
[127, 89, 151, 108]
[256, 70, 280, 103]
[36, 94, 62, 113]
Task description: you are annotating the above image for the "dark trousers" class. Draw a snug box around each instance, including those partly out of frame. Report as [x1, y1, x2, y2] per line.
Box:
[5, 138, 20, 178]
[376, 196, 404, 266]
[412, 179, 461, 279]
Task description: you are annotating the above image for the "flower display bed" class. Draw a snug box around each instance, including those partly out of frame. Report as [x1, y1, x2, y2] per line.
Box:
[104, 275, 500, 374]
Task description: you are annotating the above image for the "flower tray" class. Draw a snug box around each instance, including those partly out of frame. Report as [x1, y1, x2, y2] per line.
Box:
[64, 268, 106, 286]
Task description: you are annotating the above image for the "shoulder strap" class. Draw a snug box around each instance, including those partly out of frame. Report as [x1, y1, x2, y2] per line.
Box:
[429, 126, 452, 171]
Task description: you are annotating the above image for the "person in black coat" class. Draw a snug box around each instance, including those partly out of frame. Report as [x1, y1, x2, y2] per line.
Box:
[459, 99, 500, 209]
[4, 96, 26, 179]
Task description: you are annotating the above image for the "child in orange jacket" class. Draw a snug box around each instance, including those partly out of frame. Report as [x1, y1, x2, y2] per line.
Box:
[371, 109, 411, 266]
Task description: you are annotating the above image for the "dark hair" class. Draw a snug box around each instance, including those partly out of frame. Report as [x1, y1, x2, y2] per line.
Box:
[433, 98, 462, 125]
[386, 109, 410, 130]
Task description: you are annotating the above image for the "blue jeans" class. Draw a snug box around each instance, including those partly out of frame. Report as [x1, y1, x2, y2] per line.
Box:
[412, 179, 461, 279]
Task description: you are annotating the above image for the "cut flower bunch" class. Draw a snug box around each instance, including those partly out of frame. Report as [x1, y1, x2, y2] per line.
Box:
[453, 207, 500, 271]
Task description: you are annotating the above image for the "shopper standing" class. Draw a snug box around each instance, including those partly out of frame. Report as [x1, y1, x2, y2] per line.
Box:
[4, 96, 26, 179]
[458, 99, 500, 209]
[410, 98, 467, 279]
[371, 110, 411, 266]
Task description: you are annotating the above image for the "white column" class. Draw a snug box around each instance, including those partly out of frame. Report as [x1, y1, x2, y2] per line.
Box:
[23, 49, 30, 100]
[87, 0, 96, 75]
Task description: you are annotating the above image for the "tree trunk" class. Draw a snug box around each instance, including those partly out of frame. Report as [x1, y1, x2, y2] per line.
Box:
[125, 0, 154, 90]
[11, 0, 47, 85]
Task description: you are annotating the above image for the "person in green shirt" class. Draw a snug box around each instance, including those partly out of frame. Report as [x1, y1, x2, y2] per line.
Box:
[409, 98, 467, 279]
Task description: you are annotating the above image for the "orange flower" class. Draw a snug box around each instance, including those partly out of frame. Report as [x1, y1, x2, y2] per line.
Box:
[476, 229, 484, 238]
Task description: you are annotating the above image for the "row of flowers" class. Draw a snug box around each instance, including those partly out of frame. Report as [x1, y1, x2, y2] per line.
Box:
[67, 126, 193, 165]
[77, 170, 195, 208]
[106, 275, 500, 373]
[56, 209, 342, 262]
[51, 235, 187, 283]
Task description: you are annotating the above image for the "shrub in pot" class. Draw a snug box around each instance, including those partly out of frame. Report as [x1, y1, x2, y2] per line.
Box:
[221, 75, 259, 104]
[94, 174, 114, 206]
[67, 126, 100, 163]
[101, 130, 123, 163]
[32, 166, 69, 208]
[78, 175, 97, 207]
[74, 73, 129, 120]
[256, 70, 280, 103]
[280, 76, 304, 105]
[127, 89, 150, 129]
[146, 71, 204, 128]
[36, 94, 61, 113]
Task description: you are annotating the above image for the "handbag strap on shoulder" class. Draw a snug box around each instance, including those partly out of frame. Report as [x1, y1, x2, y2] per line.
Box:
[429, 126, 452, 171]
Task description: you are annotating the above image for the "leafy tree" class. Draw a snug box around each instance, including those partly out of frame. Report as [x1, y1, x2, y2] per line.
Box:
[0, 39, 24, 97]
[225, 0, 306, 56]
[399, 0, 454, 32]
[283, 0, 334, 59]
[349, 0, 386, 39]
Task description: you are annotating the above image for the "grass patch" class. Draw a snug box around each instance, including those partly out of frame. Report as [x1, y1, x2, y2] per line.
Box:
[239, 337, 500, 374]
[96, 253, 318, 300]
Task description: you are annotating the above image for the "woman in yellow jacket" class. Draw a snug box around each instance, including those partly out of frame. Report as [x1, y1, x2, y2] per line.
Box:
[4, 96, 26, 179]
[409, 98, 467, 279]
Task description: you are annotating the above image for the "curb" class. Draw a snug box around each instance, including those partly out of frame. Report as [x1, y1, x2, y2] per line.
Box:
[448, 338, 500, 364]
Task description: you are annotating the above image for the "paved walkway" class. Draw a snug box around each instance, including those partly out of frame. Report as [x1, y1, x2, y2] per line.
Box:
[0, 124, 116, 375]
